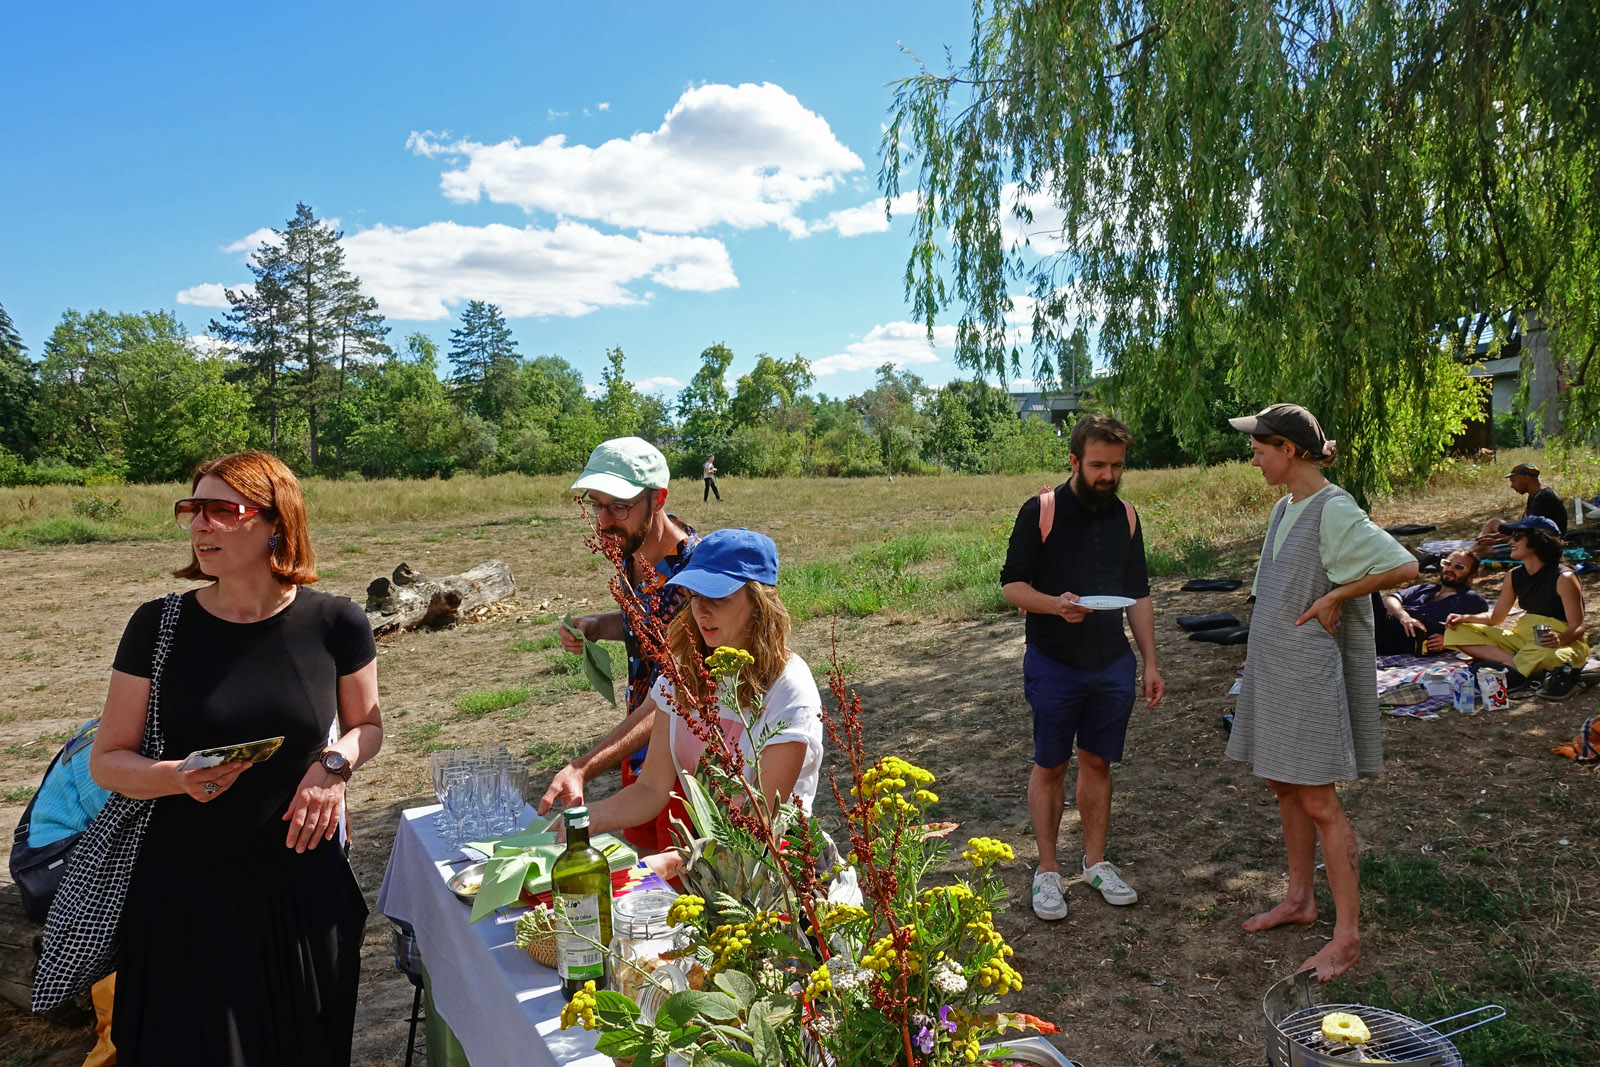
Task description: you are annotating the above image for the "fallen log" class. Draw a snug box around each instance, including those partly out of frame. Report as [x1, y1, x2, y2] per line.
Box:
[364, 559, 516, 634]
[0, 883, 91, 1023]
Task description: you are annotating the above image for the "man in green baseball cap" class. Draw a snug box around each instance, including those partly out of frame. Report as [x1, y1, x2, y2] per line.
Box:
[539, 437, 699, 854]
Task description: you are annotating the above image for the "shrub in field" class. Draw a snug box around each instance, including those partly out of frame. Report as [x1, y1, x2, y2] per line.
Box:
[70, 492, 123, 522]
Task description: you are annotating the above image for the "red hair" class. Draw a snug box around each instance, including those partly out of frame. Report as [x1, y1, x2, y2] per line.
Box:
[173, 451, 318, 586]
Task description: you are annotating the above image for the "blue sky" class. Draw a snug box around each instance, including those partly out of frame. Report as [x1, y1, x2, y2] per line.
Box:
[0, 1, 1043, 402]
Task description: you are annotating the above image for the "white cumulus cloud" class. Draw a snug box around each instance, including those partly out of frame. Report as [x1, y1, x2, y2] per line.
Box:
[334, 219, 737, 320]
[408, 83, 862, 237]
[812, 321, 958, 377]
[176, 283, 235, 307]
[1000, 185, 1070, 254]
[634, 376, 684, 394]
[222, 227, 282, 255]
[810, 192, 919, 237]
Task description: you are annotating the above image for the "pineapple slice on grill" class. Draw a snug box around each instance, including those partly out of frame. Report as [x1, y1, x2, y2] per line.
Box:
[1320, 1011, 1372, 1044]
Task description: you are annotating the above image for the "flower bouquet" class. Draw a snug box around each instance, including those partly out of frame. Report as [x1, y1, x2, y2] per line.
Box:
[551, 645, 1056, 1066]
[558, 509, 1060, 1065]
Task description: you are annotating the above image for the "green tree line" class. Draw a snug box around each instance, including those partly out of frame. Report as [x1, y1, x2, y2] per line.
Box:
[0, 205, 1083, 486]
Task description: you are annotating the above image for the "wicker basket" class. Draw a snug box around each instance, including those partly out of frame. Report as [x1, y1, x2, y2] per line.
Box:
[521, 931, 559, 969]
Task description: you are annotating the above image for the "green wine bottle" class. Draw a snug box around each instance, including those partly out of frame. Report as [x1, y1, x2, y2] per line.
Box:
[552, 806, 611, 999]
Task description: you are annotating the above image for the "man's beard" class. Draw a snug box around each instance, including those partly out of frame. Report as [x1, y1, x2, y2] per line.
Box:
[1074, 473, 1122, 506]
[1440, 572, 1471, 591]
[603, 505, 654, 558]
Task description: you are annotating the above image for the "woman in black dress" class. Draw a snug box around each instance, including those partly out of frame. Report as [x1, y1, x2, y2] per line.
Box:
[90, 451, 382, 1066]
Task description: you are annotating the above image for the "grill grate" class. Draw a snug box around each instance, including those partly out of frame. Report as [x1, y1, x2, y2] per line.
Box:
[1261, 970, 1504, 1067]
[1277, 1002, 1457, 1064]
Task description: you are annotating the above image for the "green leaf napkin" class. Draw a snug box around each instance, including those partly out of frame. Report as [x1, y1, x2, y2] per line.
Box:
[470, 852, 544, 924]
[464, 830, 558, 857]
[562, 613, 616, 706]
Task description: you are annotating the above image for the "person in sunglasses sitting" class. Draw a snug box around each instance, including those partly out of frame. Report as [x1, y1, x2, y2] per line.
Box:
[1371, 549, 1488, 655]
[1443, 515, 1589, 700]
[88, 451, 382, 1066]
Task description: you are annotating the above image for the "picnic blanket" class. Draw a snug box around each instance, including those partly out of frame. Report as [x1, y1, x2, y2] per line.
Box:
[1417, 538, 1476, 558]
[1376, 653, 1468, 720]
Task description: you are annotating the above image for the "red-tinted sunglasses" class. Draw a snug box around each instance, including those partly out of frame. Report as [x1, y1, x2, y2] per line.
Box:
[174, 498, 275, 530]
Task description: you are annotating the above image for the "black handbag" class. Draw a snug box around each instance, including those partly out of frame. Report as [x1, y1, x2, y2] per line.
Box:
[32, 592, 181, 1013]
[8, 745, 85, 923]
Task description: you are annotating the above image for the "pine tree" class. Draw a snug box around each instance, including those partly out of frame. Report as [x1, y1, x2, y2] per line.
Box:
[210, 203, 388, 467]
[0, 301, 36, 456]
[447, 300, 520, 421]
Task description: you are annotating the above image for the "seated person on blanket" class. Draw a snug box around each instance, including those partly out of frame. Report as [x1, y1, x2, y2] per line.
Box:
[1371, 550, 1488, 655]
[1443, 516, 1589, 700]
[578, 528, 824, 875]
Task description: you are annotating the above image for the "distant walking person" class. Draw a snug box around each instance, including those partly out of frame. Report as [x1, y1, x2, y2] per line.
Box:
[703, 454, 721, 502]
[1000, 414, 1164, 923]
[1225, 404, 1416, 982]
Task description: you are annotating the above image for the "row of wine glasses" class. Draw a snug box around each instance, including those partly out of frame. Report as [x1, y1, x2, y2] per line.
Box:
[428, 746, 530, 848]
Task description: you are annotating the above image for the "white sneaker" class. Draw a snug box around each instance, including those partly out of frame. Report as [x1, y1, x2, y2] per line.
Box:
[1031, 870, 1067, 920]
[1082, 858, 1138, 905]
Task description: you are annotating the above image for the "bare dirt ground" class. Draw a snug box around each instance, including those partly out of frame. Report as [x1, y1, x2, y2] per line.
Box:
[1, 477, 1596, 1066]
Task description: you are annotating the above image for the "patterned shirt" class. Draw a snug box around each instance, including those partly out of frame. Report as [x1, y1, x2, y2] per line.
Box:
[621, 519, 699, 767]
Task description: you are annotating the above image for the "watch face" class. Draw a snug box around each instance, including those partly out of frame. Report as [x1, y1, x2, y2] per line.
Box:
[323, 751, 350, 775]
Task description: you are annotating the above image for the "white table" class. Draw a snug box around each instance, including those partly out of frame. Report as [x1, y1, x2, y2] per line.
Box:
[377, 805, 607, 1067]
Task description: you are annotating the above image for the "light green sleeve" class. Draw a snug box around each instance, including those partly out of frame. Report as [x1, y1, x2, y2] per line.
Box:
[1319, 493, 1415, 585]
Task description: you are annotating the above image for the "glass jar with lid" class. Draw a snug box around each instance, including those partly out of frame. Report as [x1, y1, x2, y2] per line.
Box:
[607, 889, 690, 1020]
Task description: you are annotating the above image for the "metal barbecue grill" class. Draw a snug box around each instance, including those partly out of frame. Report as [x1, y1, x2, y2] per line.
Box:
[1263, 971, 1504, 1066]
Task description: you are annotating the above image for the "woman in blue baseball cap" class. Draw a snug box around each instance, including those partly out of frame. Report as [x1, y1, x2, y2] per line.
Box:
[582, 528, 824, 851]
[1443, 515, 1588, 700]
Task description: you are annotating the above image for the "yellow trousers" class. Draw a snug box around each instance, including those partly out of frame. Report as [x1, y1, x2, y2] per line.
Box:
[1443, 613, 1589, 677]
[83, 973, 115, 1066]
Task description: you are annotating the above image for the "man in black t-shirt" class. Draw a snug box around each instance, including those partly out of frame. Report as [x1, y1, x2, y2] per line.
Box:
[1477, 462, 1567, 557]
[1000, 414, 1164, 922]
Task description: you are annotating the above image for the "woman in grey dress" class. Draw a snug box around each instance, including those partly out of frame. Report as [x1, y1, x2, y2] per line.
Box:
[1226, 405, 1417, 980]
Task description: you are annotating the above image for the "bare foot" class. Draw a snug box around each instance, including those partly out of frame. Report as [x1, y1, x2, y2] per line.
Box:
[1242, 900, 1317, 932]
[1301, 936, 1360, 981]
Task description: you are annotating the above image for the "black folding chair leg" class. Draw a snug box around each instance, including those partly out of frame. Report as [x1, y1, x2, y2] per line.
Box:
[405, 982, 424, 1067]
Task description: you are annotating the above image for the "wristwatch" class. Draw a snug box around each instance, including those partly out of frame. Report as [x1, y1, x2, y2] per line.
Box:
[319, 749, 353, 781]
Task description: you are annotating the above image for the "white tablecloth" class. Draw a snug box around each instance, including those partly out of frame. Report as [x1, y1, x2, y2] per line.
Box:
[377, 805, 607, 1067]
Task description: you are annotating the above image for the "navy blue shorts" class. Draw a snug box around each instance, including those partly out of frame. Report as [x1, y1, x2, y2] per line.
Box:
[1023, 646, 1137, 768]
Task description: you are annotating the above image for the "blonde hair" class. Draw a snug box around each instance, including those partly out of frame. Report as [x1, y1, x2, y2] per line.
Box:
[1252, 433, 1335, 469]
[667, 582, 791, 709]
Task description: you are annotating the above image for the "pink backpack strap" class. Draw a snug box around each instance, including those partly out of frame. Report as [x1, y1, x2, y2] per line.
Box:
[1037, 490, 1137, 541]
[1022, 488, 1137, 615]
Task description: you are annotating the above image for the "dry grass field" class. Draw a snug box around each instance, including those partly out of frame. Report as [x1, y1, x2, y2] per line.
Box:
[2, 449, 1597, 1065]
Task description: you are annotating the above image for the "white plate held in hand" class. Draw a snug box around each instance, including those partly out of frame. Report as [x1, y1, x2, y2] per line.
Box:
[1076, 595, 1136, 610]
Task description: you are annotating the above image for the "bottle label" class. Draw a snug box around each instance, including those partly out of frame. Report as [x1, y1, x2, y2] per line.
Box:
[554, 892, 604, 981]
